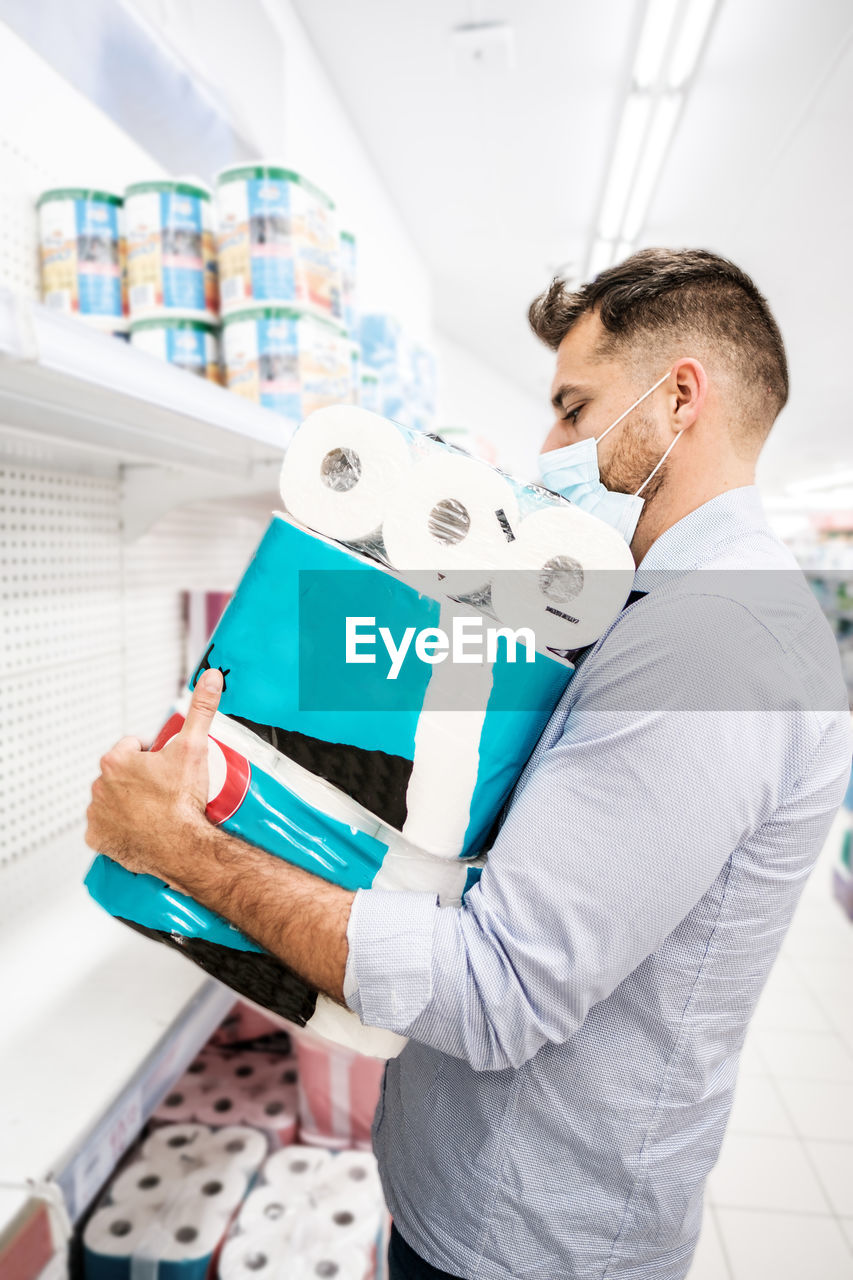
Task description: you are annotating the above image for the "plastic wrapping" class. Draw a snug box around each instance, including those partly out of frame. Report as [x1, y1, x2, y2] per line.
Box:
[292, 1030, 385, 1151]
[86, 405, 634, 1055]
[81, 1121, 266, 1280]
[151, 1047, 298, 1147]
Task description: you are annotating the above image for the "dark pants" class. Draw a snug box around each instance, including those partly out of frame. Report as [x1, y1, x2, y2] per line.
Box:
[387, 1223, 464, 1279]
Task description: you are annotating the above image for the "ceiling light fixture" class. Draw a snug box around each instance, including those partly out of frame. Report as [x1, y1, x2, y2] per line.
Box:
[584, 0, 720, 279]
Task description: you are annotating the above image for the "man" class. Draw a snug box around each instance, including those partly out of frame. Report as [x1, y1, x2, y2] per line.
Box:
[87, 249, 851, 1279]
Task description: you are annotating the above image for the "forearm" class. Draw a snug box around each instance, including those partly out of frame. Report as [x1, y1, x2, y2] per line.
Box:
[170, 821, 355, 1004]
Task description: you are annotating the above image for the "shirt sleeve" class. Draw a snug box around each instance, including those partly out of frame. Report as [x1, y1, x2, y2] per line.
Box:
[344, 592, 803, 1071]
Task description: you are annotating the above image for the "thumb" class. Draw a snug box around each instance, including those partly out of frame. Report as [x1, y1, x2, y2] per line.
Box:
[181, 667, 223, 745]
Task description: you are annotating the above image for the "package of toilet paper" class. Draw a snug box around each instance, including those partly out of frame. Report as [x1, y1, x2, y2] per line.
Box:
[83, 1123, 265, 1280]
[218, 1144, 387, 1280]
[86, 406, 635, 1055]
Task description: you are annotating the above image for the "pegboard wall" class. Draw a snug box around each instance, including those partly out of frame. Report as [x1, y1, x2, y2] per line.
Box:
[0, 453, 266, 926]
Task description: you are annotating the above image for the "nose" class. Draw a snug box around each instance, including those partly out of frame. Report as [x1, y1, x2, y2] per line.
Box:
[540, 420, 569, 455]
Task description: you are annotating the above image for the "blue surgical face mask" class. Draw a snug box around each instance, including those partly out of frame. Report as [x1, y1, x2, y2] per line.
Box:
[538, 369, 682, 544]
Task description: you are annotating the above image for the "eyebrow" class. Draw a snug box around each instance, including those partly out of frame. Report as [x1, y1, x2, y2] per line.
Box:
[550, 382, 589, 411]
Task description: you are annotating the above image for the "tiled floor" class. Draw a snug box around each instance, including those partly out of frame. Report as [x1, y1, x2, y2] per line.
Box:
[686, 812, 853, 1279]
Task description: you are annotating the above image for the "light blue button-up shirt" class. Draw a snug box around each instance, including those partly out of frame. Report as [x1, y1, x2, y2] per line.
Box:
[344, 486, 852, 1279]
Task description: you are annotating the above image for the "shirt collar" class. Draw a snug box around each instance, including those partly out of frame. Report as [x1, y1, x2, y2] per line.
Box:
[633, 485, 768, 592]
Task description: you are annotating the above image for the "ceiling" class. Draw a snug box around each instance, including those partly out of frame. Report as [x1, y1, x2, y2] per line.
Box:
[289, 0, 853, 496]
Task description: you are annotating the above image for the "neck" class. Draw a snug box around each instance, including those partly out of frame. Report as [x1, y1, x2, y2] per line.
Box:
[630, 460, 756, 565]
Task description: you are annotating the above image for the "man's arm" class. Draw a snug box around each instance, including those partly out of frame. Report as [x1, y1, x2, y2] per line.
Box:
[85, 668, 354, 1003]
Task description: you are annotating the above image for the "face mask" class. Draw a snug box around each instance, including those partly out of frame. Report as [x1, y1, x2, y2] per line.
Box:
[538, 369, 683, 543]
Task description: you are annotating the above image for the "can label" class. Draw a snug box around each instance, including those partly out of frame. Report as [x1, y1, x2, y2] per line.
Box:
[39, 198, 123, 319]
[217, 176, 338, 316]
[224, 312, 350, 418]
[126, 191, 217, 316]
[131, 322, 220, 383]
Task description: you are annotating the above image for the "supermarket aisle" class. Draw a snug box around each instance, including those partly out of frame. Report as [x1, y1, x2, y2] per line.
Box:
[688, 811, 853, 1279]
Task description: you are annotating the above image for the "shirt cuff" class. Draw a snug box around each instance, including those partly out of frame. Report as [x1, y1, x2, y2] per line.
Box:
[343, 887, 439, 1032]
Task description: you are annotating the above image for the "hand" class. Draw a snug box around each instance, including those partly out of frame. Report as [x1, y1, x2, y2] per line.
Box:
[85, 668, 224, 884]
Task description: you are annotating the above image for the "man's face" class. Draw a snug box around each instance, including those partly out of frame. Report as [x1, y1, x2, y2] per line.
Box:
[543, 312, 669, 497]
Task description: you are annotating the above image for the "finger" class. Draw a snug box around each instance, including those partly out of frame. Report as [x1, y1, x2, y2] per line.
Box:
[180, 667, 223, 746]
[99, 736, 144, 774]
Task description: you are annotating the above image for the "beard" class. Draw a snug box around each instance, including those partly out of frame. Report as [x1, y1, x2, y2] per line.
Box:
[598, 408, 670, 503]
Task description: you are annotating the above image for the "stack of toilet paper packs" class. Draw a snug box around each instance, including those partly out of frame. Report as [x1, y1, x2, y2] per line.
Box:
[219, 1145, 386, 1280]
[83, 1128, 385, 1280]
[86, 406, 635, 1057]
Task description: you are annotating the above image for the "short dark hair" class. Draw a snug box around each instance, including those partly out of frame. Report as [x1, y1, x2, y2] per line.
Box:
[528, 248, 789, 436]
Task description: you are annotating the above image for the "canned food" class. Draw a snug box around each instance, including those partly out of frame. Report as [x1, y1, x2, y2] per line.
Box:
[222, 305, 350, 420]
[216, 165, 340, 319]
[37, 188, 125, 326]
[130, 314, 221, 383]
[125, 179, 218, 319]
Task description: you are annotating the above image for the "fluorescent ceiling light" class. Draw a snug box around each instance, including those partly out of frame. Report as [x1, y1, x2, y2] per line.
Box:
[634, 0, 681, 89]
[621, 92, 682, 241]
[588, 237, 615, 279]
[599, 92, 652, 239]
[668, 0, 717, 88]
[786, 468, 853, 495]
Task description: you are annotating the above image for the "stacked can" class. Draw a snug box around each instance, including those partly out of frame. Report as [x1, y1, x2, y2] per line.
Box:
[125, 179, 221, 383]
[222, 306, 350, 421]
[215, 164, 341, 318]
[216, 164, 348, 419]
[37, 188, 127, 335]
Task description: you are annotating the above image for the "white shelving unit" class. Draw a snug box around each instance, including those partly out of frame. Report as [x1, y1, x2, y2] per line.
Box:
[0, 309, 295, 1248]
[0, 290, 296, 538]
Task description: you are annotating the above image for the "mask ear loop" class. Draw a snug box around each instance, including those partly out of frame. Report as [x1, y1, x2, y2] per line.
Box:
[635, 428, 683, 496]
[595, 369, 671, 446]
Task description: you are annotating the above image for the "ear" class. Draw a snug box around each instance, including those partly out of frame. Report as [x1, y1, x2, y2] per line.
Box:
[669, 359, 707, 432]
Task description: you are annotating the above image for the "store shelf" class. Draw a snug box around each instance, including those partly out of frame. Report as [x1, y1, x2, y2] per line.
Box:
[0, 289, 295, 478]
[0, 838, 235, 1248]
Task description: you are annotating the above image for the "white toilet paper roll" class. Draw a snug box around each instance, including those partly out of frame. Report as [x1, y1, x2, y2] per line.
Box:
[264, 1145, 332, 1193]
[195, 1090, 244, 1128]
[300, 1242, 372, 1280]
[151, 1203, 227, 1262]
[302, 1193, 382, 1249]
[489, 504, 636, 652]
[306, 995, 407, 1060]
[152, 1081, 204, 1124]
[257, 1057, 300, 1092]
[219, 1228, 295, 1280]
[109, 1158, 177, 1209]
[142, 1122, 211, 1165]
[239, 1093, 298, 1145]
[203, 1125, 268, 1176]
[226, 1054, 269, 1090]
[83, 1203, 158, 1260]
[382, 454, 518, 590]
[179, 1163, 249, 1217]
[238, 1183, 311, 1232]
[313, 1151, 382, 1203]
[280, 406, 411, 542]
